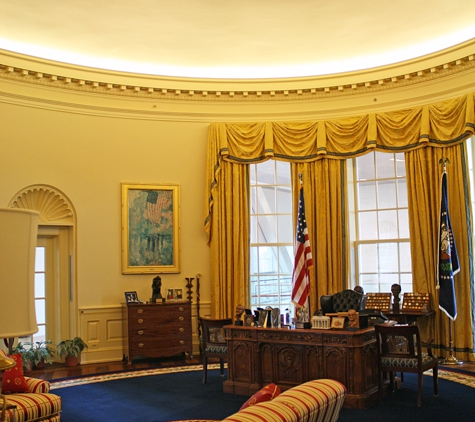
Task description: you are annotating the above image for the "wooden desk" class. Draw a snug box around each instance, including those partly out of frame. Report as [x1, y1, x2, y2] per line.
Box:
[224, 325, 378, 409]
[385, 309, 435, 324]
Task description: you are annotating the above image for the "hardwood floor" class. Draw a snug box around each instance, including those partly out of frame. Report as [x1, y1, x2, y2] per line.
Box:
[29, 355, 203, 381]
[29, 355, 475, 382]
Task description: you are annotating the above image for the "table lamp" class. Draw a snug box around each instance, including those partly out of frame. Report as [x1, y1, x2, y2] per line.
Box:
[0, 208, 40, 372]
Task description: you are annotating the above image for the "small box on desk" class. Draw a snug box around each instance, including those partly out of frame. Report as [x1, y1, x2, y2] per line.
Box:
[295, 321, 311, 329]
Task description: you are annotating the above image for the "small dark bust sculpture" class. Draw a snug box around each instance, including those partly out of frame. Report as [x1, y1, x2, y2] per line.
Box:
[391, 283, 402, 311]
[151, 275, 163, 303]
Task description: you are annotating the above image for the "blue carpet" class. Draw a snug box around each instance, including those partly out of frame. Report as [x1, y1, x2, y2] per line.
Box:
[339, 371, 475, 422]
[55, 369, 247, 422]
[54, 369, 474, 422]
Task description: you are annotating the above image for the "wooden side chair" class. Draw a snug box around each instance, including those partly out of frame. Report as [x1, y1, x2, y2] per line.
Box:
[374, 323, 438, 407]
[199, 317, 232, 384]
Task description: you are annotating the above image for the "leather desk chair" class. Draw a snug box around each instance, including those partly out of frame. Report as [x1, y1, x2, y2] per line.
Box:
[320, 289, 364, 315]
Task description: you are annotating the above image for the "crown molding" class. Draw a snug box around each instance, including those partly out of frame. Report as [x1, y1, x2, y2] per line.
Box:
[1, 40, 474, 103]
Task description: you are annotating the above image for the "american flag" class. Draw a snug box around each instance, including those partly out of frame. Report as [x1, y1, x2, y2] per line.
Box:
[291, 187, 313, 307]
[145, 191, 171, 224]
[436, 171, 460, 320]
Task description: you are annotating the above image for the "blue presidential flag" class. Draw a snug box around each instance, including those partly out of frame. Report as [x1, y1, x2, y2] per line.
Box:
[437, 172, 460, 320]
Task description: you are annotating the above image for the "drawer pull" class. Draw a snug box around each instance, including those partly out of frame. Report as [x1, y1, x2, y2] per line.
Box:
[178, 307, 184, 312]
[138, 309, 144, 314]
[138, 319, 143, 324]
[138, 343, 144, 348]
[179, 327, 184, 332]
[138, 330, 144, 335]
[179, 340, 185, 345]
[179, 316, 184, 321]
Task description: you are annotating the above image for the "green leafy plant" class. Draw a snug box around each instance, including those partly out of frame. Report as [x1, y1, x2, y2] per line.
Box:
[11, 342, 35, 371]
[24, 340, 55, 367]
[56, 337, 89, 359]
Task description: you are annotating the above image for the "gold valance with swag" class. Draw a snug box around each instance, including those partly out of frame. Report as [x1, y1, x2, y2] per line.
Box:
[205, 91, 475, 361]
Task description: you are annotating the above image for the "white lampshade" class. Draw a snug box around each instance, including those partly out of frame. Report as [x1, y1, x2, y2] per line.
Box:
[0, 207, 40, 339]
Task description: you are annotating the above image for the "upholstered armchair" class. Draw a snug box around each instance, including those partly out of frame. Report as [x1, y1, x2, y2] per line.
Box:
[0, 350, 62, 422]
[320, 289, 364, 315]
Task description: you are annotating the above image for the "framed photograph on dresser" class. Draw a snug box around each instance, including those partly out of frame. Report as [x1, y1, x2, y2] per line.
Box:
[121, 183, 180, 274]
[125, 291, 139, 304]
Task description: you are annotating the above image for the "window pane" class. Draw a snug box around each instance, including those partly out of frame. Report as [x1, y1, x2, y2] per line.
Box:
[259, 246, 278, 273]
[250, 164, 257, 184]
[276, 161, 291, 185]
[256, 161, 275, 184]
[397, 179, 408, 207]
[277, 215, 292, 243]
[257, 186, 276, 214]
[358, 211, 378, 240]
[399, 242, 412, 272]
[356, 154, 375, 180]
[376, 154, 395, 179]
[400, 274, 413, 293]
[35, 273, 45, 297]
[250, 247, 258, 274]
[395, 153, 406, 177]
[278, 246, 293, 273]
[357, 182, 376, 210]
[277, 187, 292, 213]
[398, 209, 409, 238]
[35, 298, 46, 324]
[378, 243, 398, 272]
[377, 180, 396, 209]
[35, 247, 45, 272]
[378, 273, 399, 292]
[359, 244, 378, 272]
[258, 215, 277, 243]
[378, 210, 398, 239]
[250, 186, 257, 213]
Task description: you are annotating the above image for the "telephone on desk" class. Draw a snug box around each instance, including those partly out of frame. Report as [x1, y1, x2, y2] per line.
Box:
[360, 310, 389, 325]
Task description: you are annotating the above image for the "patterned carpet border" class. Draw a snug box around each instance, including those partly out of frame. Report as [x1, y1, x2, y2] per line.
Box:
[50, 364, 475, 390]
[50, 363, 222, 390]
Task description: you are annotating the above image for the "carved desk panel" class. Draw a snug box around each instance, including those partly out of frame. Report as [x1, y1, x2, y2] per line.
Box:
[224, 325, 378, 409]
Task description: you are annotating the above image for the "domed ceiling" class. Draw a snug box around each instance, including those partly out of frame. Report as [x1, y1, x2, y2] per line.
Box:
[0, 0, 474, 79]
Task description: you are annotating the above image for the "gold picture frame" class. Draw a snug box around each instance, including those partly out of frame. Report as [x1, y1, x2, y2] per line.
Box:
[121, 183, 180, 274]
[331, 316, 345, 330]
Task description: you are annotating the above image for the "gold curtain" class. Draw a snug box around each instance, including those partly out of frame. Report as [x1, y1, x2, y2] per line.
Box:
[205, 92, 475, 358]
[291, 160, 348, 316]
[208, 159, 250, 319]
[406, 144, 474, 361]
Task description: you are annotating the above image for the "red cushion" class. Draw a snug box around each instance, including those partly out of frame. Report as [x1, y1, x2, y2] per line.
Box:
[1, 353, 29, 393]
[239, 383, 281, 410]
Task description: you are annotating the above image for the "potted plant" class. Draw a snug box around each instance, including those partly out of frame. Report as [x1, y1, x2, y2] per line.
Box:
[25, 340, 55, 369]
[11, 342, 35, 373]
[56, 337, 88, 367]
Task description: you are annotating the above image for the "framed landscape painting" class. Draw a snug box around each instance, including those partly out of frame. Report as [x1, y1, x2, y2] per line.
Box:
[121, 183, 180, 274]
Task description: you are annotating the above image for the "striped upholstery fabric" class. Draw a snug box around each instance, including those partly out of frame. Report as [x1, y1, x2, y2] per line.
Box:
[25, 378, 50, 394]
[1, 393, 62, 422]
[0, 349, 61, 421]
[222, 379, 346, 422]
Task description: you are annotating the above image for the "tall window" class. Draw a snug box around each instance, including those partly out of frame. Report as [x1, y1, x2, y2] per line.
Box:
[353, 151, 412, 293]
[19, 246, 47, 344]
[250, 160, 293, 311]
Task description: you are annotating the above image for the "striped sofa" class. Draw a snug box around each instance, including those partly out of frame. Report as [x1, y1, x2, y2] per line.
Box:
[1, 351, 62, 422]
[174, 378, 346, 422]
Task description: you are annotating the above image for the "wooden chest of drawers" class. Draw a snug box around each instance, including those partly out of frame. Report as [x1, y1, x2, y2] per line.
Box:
[124, 301, 192, 363]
